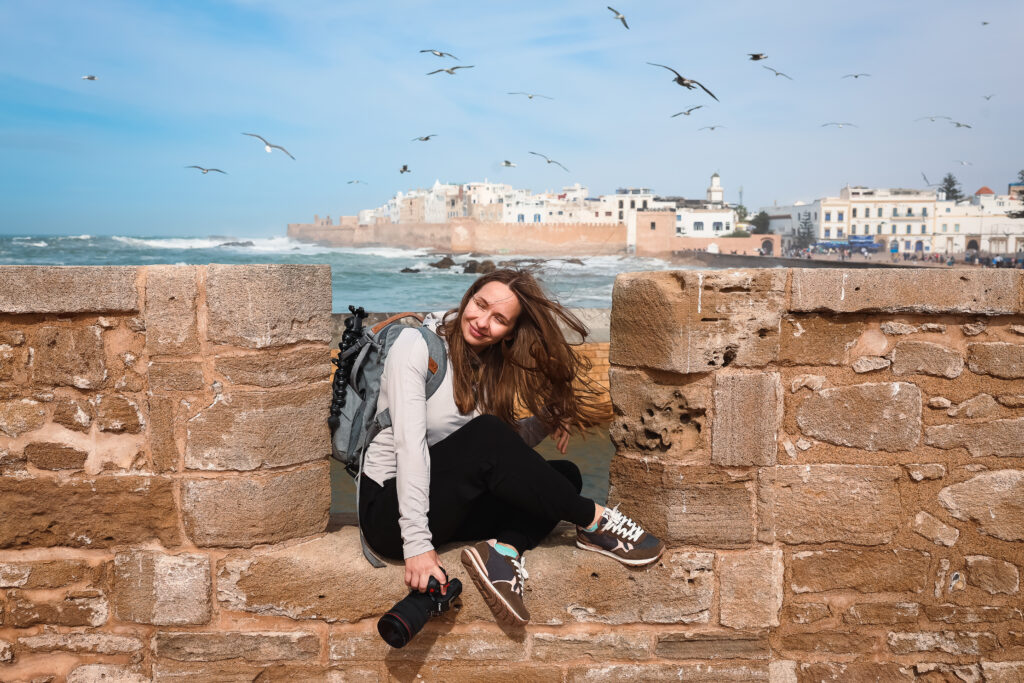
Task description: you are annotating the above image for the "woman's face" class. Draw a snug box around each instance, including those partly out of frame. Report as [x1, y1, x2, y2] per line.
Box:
[461, 281, 522, 348]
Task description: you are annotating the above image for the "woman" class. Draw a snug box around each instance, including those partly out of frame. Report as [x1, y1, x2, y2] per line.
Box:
[358, 269, 664, 627]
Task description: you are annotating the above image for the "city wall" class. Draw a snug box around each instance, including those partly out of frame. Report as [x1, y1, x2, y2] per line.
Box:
[1, 265, 1023, 682]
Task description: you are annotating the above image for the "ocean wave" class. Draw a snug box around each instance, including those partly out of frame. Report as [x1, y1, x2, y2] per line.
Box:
[15, 240, 50, 248]
[112, 236, 227, 249]
[322, 245, 433, 259]
[63, 234, 92, 240]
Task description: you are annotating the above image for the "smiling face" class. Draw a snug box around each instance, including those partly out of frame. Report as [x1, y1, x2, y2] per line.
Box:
[460, 281, 522, 349]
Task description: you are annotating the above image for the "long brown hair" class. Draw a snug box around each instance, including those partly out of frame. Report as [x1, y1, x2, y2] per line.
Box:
[439, 268, 611, 433]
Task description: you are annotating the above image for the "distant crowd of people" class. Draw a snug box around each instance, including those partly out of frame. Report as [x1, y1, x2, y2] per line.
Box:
[779, 246, 1024, 269]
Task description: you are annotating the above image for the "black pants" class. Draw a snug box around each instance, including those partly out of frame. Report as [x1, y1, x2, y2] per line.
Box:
[359, 414, 596, 559]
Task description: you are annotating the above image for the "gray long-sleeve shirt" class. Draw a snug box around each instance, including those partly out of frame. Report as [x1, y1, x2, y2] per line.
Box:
[361, 313, 549, 559]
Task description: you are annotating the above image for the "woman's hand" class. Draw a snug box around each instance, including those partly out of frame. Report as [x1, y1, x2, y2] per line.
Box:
[404, 549, 448, 594]
[552, 423, 571, 454]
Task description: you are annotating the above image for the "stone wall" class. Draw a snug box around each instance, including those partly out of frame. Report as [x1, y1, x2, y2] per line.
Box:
[3, 265, 1023, 682]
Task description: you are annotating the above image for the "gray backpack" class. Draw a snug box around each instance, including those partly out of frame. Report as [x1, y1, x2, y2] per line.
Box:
[329, 309, 448, 567]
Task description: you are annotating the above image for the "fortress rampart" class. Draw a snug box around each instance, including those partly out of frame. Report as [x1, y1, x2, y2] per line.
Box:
[1, 265, 1023, 681]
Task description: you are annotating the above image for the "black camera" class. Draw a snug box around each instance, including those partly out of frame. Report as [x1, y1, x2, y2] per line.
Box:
[377, 571, 462, 648]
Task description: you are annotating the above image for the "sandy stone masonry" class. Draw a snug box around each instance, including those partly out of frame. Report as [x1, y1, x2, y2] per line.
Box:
[2, 265, 1023, 682]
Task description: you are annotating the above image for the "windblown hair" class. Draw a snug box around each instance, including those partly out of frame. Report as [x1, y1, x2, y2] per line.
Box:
[440, 269, 612, 433]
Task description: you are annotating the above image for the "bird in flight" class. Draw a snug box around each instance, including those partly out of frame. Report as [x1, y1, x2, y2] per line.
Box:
[242, 133, 295, 160]
[501, 160, 516, 167]
[186, 166, 226, 174]
[671, 105, 703, 117]
[699, 125, 725, 131]
[822, 122, 856, 128]
[508, 92, 552, 100]
[347, 180, 366, 184]
[607, 7, 629, 29]
[420, 49, 458, 59]
[921, 173, 939, 187]
[81, 75, 98, 81]
[399, 164, 411, 174]
[982, 94, 995, 100]
[981, 20, 989, 25]
[529, 151, 570, 172]
[748, 53, 767, 61]
[915, 115, 951, 122]
[762, 66, 792, 80]
[950, 121, 972, 128]
[427, 65, 474, 76]
[646, 63, 718, 101]
[412, 134, 437, 141]
[954, 160, 973, 166]
[842, 73, 871, 79]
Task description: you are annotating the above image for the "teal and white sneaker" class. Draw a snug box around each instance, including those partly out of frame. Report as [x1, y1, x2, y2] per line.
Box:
[461, 541, 530, 626]
[576, 504, 665, 567]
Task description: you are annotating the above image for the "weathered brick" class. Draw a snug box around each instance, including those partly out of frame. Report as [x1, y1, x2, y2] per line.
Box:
[926, 417, 1024, 457]
[939, 470, 1024, 541]
[790, 549, 931, 593]
[608, 368, 708, 460]
[206, 264, 332, 349]
[23, 441, 89, 470]
[215, 347, 331, 388]
[145, 266, 200, 356]
[781, 602, 831, 624]
[911, 510, 960, 547]
[8, 589, 108, 627]
[966, 555, 1019, 594]
[719, 549, 783, 629]
[778, 631, 876, 654]
[711, 373, 781, 466]
[0, 397, 46, 437]
[67, 665, 148, 683]
[0, 475, 179, 548]
[779, 315, 864, 365]
[924, 604, 1022, 623]
[149, 394, 181, 472]
[795, 663, 913, 682]
[184, 384, 330, 471]
[153, 631, 320, 662]
[968, 341, 1024, 379]
[182, 463, 330, 547]
[0, 560, 99, 589]
[17, 631, 141, 655]
[887, 630, 998, 655]
[96, 393, 144, 433]
[842, 602, 920, 625]
[767, 465, 901, 545]
[0, 639, 11, 663]
[982, 662, 1024, 683]
[30, 325, 106, 388]
[52, 396, 93, 432]
[329, 630, 526, 662]
[0, 266, 139, 313]
[530, 631, 651, 662]
[795, 382, 921, 451]
[113, 550, 211, 625]
[890, 340, 964, 378]
[566, 662, 769, 682]
[656, 632, 769, 659]
[790, 268, 1019, 314]
[147, 361, 205, 391]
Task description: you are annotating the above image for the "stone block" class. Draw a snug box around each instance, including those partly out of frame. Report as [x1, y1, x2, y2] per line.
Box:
[185, 384, 330, 470]
[781, 602, 831, 624]
[890, 340, 964, 378]
[924, 604, 1022, 623]
[113, 550, 211, 625]
[711, 373, 782, 466]
[95, 393, 144, 433]
[17, 631, 141, 655]
[880, 321, 918, 335]
[852, 355, 890, 373]
[67, 665, 148, 683]
[0, 639, 11, 663]
[790, 268, 1019, 314]
[948, 393, 1000, 419]
[610, 270, 785, 374]
[0, 475, 180, 548]
[30, 325, 106, 388]
[566, 663, 769, 682]
[0, 266, 138, 313]
[938, 470, 1024, 541]
[842, 602, 920, 625]
[206, 264, 332, 349]
[982, 662, 1024, 682]
[912, 510, 960, 546]
[655, 632, 769, 660]
[887, 630, 998, 655]
[997, 394, 1024, 407]
[23, 441, 89, 470]
[766, 465, 901, 545]
[149, 394, 181, 472]
[148, 361, 205, 391]
[530, 631, 651, 662]
[777, 632, 876, 654]
[790, 549, 931, 593]
[0, 397, 46, 437]
[0, 560, 99, 589]
[607, 368, 708, 459]
[329, 629, 526, 662]
[153, 631, 320, 662]
[904, 463, 946, 481]
[926, 417, 1024, 457]
[795, 383, 921, 451]
[215, 347, 331, 388]
[0, 339, 26, 382]
[965, 555, 1019, 594]
[968, 342, 1024, 379]
[8, 589, 108, 627]
[182, 462, 330, 547]
[145, 266, 200, 356]
[52, 397, 93, 432]
[719, 549, 783, 629]
[795, 663, 914, 682]
[779, 315, 864, 366]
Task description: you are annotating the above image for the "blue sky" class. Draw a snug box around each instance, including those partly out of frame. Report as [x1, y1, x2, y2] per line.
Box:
[1, 0, 1020, 237]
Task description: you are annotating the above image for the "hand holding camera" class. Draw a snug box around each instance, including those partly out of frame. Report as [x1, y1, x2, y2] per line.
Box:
[378, 568, 462, 648]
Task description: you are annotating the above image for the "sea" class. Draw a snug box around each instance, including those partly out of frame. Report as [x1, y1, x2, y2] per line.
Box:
[0, 234, 688, 313]
[0, 232, 688, 513]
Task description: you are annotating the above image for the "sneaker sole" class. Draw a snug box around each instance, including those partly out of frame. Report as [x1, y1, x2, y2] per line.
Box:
[575, 539, 664, 567]
[460, 547, 529, 627]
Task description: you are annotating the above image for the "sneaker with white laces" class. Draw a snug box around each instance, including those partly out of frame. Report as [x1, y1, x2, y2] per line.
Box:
[576, 504, 665, 567]
[460, 541, 530, 626]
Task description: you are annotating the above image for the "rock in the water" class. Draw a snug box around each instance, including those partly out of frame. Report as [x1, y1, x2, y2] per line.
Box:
[429, 255, 456, 269]
[399, 267, 419, 273]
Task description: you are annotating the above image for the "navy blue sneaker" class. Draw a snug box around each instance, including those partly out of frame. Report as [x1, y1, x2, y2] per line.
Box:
[461, 541, 530, 626]
[576, 504, 665, 566]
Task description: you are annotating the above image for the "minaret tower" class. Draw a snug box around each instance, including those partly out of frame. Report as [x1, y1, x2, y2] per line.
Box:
[707, 172, 724, 205]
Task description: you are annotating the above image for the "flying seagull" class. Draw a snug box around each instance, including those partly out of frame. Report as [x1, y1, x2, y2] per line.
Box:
[242, 133, 295, 160]
[186, 166, 226, 174]
[921, 173, 939, 187]
[412, 134, 438, 141]
[915, 115, 951, 122]
[748, 53, 767, 61]
[842, 73, 871, 79]
[528, 151, 570, 172]
[950, 121, 972, 128]
[419, 49, 458, 59]
[981, 20, 989, 25]
[822, 122, 856, 128]
[607, 7, 629, 29]
[982, 94, 995, 100]
[762, 65, 792, 80]
[699, 125, 725, 131]
[81, 75, 98, 81]
[399, 164, 411, 174]
[347, 180, 366, 184]
[671, 105, 703, 117]
[508, 92, 552, 100]
[646, 63, 718, 101]
[501, 160, 516, 167]
[427, 65, 474, 76]
[954, 160, 973, 166]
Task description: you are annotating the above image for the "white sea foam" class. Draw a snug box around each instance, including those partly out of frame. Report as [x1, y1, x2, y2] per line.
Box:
[112, 236, 226, 249]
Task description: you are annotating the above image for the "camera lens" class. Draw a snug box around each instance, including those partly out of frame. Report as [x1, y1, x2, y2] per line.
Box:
[377, 592, 433, 648]
[377, 612, 413, 648]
